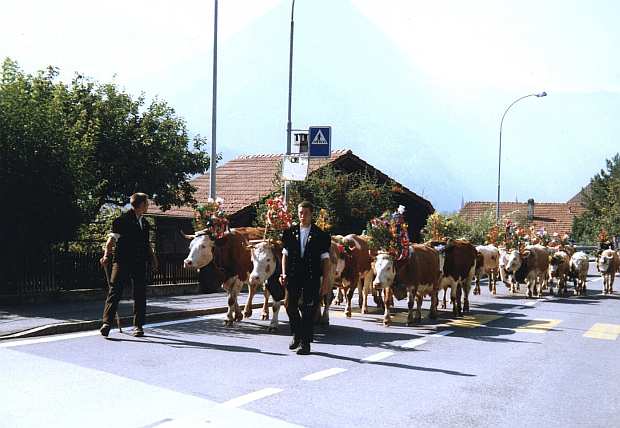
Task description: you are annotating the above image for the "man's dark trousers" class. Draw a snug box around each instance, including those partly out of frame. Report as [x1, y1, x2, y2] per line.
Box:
[286, 279, 320, 344]
[102, 262, 147, 327]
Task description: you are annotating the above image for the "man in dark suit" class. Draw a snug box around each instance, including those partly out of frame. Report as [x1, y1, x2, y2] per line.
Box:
[279, 201, 331, 355]
[99, 193, 158, 338]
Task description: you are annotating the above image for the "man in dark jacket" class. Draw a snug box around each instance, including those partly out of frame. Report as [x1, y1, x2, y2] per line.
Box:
[99, 193, 158, 337]
[279, 201, 331, 355]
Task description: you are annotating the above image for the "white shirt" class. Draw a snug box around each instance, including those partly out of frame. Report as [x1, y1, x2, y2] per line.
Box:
[299, 225, 311, 257]
[282, 225, 330, 260]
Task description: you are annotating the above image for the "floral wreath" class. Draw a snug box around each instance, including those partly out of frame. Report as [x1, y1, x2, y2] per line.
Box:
[367, 205, 410, 260]
[195, 197, 229, 240]
[263, 195, 292, 241]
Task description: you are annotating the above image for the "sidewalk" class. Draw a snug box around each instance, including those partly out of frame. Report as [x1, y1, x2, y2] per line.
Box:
[0, 291, 266, 340]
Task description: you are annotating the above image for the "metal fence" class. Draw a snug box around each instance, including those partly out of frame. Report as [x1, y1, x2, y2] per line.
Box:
[1, 250, 198, 297]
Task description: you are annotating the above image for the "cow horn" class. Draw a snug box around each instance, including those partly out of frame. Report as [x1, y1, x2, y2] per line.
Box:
[179, 230, 195, 240]
[248, 239, 267, 244]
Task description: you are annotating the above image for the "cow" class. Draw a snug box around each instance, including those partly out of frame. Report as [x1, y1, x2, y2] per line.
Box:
[183, 229, 254, 325]
[332, 234, 374, 317]
[431, 240, 477, 316]
[372, 244, 440, 326]
[569, 251, 589, 296]
[499, 248, 521, 293]
[548, 250, 570, 296]
[512, 244, 550, 298]
[247, 240, 286, 332]
[474, 244, 500, 295]
[597, 249, 620, 294]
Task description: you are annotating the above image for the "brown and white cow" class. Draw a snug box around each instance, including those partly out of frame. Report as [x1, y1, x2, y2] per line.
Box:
[184, 228, 254, 326]
[372, 244, 440, 326]
[569, 251, 589, 296]
[512, 244, 550, 298]
[499, 248, 521, 293]
[247, 240, 286, 331]
[597, 249, 619, 294]
[332, 234, 374, 317]
[432, 240, 477, 316]
[474, 244, 500, 295]
[548, 250, 570, 296]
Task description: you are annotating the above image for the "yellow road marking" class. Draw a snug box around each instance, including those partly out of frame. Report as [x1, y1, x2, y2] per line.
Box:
[446, 313, 502, 329]
[514, 319, 561, 334]
[583, 323, 620, 340]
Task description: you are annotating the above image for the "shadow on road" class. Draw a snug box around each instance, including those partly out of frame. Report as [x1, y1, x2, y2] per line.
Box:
[106, 333, 287, 356]
[311, 351, 476, 377]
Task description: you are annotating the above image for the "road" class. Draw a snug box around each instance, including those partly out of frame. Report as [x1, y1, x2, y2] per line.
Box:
[2, 266, 619, 428]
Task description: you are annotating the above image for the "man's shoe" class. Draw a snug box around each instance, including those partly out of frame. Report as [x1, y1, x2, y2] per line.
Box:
[296, 343, 311, 355]
[100, 323, 111, 337]
[288, 337, 301, 350]
[133, 327, 144, 337]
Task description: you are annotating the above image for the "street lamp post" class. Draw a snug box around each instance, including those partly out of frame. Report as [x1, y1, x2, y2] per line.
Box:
[496, 91, 547, 223]
[210, 0, 218, 199]
[283, 0, 296, 204]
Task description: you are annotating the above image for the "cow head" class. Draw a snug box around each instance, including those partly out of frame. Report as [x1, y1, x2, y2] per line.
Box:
[505, 249, 522, 273]
[248, 241, 278, 286]
[183, 232, 215, 269]
[373, 252, 395, 291]
[549, 253, 564, 275]
[597, 250, 614, 273]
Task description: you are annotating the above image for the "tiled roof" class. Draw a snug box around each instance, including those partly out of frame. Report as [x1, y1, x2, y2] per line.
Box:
[567, 183, 590, 205]
[459, 201, 586, 235]
[150, 149, 433, 218]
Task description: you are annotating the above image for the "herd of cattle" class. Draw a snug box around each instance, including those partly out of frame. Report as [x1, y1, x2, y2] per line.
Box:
[182, 227, 619, 330]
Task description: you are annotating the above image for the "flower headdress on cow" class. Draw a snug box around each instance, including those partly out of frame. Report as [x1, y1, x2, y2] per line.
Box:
[195, 197, 229, 240]
[263, 195, 292, 241]
[367, 205, 410, 259]
[529, 226, 550, 246]
[502, 219, 528, 251]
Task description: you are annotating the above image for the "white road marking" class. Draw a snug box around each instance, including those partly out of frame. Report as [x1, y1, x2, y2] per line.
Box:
[302, 368, 347, 381]
[0, 330, 99, 348]
[429, 330, 454, 337]
[523, 300, 538, 306]
[0, 314, 226, 348]
[362, 351, 395, 362]
[221, 388, 283, 408]
[401, 338, 427, 349]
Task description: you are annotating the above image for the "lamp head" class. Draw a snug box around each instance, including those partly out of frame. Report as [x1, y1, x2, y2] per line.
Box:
[536, 91, 547, 97]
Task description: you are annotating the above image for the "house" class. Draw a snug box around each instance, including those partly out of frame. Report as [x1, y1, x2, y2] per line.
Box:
[459, 188, 588, 236]
[149, 149, 435, 255]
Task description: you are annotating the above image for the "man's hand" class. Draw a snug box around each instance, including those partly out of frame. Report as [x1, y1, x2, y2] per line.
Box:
[100, 254, 110, 268]
[279, 274, 288, 288]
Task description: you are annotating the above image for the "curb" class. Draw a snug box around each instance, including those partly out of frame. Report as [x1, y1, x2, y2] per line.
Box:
[0, 303, 266, 341]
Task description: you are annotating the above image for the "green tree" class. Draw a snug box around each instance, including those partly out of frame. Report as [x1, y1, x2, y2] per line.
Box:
[0, 58, 211, 255]
[254, 165, 395, 236]
[572, 154, 620, 244]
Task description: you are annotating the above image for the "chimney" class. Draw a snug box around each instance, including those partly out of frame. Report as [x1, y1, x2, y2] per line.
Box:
[293, 132, 308, 153]
[527, 198, 535, 221]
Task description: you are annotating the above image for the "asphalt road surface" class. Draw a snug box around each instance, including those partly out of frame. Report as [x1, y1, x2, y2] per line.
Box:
[2, 266, 619, 428]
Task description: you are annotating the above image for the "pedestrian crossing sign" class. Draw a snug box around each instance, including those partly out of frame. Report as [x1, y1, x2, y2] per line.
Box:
[309, 126, 331, 157]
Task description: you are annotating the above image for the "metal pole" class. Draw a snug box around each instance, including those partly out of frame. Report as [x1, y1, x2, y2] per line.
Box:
[496, 92, 547, 223]
[210, 0, 218, 199]
[286, 0, 295, 156]
[284, 0, 295, 206]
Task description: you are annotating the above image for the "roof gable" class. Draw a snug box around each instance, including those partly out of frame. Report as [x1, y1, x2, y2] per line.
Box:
[150, 149, 433, 218]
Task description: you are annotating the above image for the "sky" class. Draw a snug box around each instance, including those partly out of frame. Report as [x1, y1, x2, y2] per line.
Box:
[2, 0, 620, 212]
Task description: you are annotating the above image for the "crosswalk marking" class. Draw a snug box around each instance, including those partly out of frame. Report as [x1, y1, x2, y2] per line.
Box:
[401, 338, 427, 349]
[302, 368, 347, 381]
[362, 351, 395, 362]
[583, 323, 620, 340]
[221, 388, 283, 408]
[446, 313, 502, 329]
[514, 319, 561, 334]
